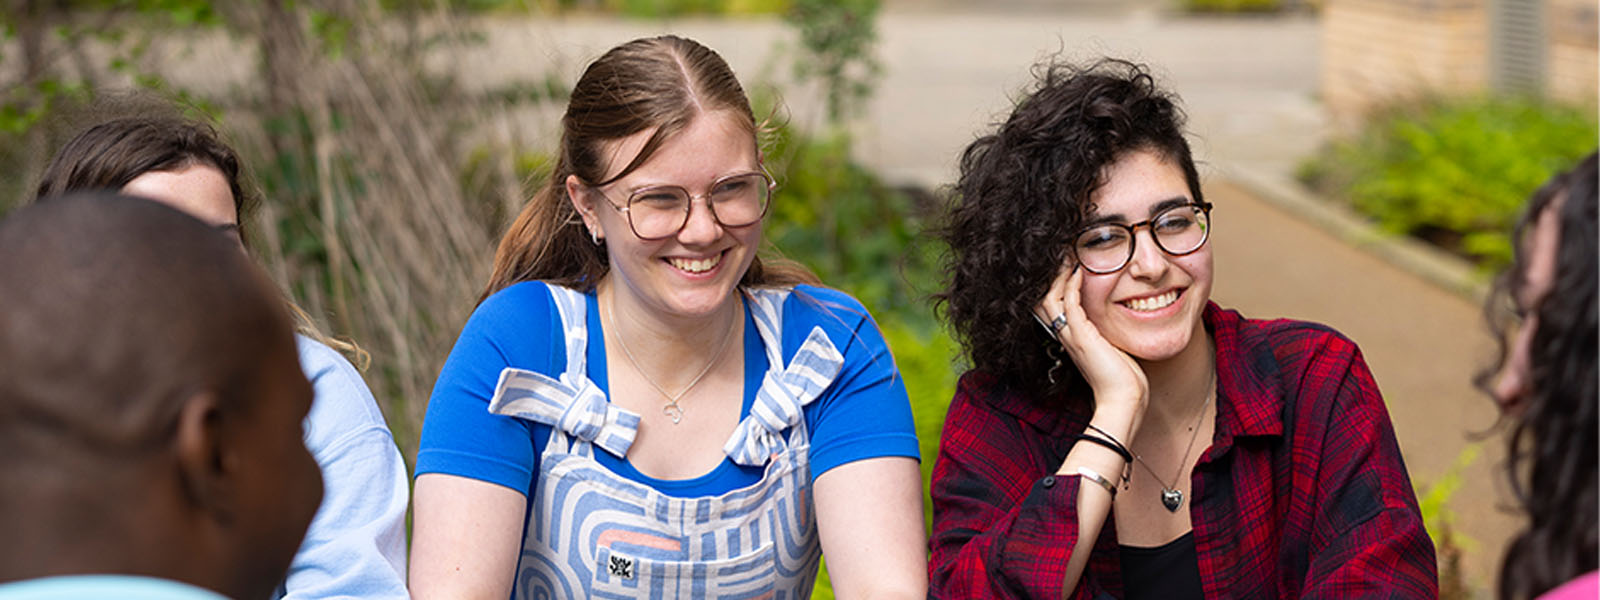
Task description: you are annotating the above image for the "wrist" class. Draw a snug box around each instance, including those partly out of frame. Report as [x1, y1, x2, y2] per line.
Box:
[1089, 404, 1140, 440]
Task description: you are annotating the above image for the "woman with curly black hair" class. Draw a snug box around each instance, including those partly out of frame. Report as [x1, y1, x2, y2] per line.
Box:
[1481, 151, 1598, 600]
[927, 58, 1437, 598]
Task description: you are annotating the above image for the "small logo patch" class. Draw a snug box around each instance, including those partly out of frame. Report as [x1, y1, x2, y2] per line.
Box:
[607, 555, 634, 580]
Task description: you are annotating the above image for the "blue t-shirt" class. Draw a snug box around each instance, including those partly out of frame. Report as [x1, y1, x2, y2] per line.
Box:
[415, 282, 919, 498]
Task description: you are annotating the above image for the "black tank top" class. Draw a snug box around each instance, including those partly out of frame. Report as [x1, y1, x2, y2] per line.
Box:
[1119, 531, 1204, 600]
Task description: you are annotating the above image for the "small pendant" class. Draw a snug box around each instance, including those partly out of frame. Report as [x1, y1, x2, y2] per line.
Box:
[662, 403, 683, 424]
[1160, 489, 1184, 512]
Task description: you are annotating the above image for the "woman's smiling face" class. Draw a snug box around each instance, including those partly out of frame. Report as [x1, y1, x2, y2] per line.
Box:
[570, 109, 762, 320]
[1075, 148, 1213, 363]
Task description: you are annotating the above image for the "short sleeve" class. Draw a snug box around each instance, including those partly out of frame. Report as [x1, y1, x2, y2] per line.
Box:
[415, 282, 561, 495]
[283, 336, 410, 599]
[790, 286, 920, 480]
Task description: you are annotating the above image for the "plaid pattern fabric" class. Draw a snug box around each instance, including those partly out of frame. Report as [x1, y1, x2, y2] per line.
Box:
[929, 303, 1438, 599]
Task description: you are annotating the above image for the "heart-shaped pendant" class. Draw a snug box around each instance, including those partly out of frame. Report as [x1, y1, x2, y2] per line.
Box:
[1161, 489, 1183, 512]
[663, 404, 683, 424]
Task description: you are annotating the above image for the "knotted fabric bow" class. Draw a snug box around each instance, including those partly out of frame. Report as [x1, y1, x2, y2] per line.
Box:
[488, 368, 641, 458]
[722, 326, 844, 466]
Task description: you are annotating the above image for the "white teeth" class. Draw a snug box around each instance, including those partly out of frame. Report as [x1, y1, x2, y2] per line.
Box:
[668, 255, 720, 273]
[1123, 290, 1179, 312]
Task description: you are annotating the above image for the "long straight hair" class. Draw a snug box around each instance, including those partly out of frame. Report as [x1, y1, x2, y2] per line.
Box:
[481, 35, 816, 303]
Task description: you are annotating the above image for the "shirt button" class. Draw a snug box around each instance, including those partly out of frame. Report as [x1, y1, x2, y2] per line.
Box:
[1042, 475, 1056, 488]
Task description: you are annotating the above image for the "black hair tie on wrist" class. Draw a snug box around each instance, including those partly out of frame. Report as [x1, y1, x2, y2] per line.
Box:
[1072, 432, 1133, 464]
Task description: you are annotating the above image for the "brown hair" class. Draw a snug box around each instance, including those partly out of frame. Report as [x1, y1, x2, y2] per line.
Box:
[481, 35, 816, 301]
[34, 115, 257, 247]
[34, 113, 367, 367]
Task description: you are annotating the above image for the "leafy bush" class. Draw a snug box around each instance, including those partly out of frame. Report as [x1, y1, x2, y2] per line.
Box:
[1182, 0, 1282, 13]
[1300, 96, 1598, 268]
[763, 127, 943, 332]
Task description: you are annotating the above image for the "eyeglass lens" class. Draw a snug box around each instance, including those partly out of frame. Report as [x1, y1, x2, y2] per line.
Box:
[626, 173, 770, 240]
[1073, 203, 1210, 273]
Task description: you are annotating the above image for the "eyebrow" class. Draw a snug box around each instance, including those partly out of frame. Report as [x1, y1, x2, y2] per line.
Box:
[1083, 196, 1193, 226]
[622, 169, 763, 194]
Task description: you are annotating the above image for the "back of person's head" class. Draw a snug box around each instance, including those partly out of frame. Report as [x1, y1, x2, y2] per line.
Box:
[32, 114, 256, 247]
[1485, 151, 1598, 600]
[483, 35, 812, 300]
[938, 57, 1200, 401]
[0, 193, 322, 598]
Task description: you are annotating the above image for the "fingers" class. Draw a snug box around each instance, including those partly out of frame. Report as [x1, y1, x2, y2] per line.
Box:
[1033, 263, 1076, 337]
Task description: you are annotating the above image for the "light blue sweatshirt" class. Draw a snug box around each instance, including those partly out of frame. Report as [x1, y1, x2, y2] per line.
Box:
[277, 336, 410, 599]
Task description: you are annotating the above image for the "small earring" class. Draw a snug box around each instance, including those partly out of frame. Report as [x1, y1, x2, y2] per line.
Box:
[589, 228, 601, 245]
[1046, 346, 1064, 385]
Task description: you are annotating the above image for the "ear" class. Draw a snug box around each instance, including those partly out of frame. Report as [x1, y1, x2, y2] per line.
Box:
[174, 391, 236, 525]
[566, 174, 602, 241]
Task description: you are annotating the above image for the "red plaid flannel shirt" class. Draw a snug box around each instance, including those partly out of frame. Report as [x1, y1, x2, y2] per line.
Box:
[929, 303, 1438, 599]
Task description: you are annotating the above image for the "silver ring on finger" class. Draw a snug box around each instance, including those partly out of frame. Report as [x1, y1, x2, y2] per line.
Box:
[1049, 313, 1070, 335]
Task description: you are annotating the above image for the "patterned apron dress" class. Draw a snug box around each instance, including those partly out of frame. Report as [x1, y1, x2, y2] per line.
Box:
[487, 286, 845, 599]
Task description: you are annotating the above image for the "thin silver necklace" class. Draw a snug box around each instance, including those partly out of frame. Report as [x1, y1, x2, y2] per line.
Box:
[1132, 379, 1214, 512]
[605, 291, 739, 425]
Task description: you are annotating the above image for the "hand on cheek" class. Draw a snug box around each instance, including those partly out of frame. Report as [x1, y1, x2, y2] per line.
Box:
[1033, 265, 1149, 414]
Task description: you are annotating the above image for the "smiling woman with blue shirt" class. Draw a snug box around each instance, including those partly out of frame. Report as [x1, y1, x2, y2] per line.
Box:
[409, 35, 926, 600]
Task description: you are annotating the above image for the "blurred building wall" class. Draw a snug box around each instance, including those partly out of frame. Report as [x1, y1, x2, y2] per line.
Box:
[1321, 0, 1596, 125]
[1546, 0, 1598, 106]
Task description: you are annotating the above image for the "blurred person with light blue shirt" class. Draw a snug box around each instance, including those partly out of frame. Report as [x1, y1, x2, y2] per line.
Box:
[31, 111, 411, 599]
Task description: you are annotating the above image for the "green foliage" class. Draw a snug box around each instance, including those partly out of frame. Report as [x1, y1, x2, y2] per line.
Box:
[1301, 96, 1598, 269]
[763, 126, 942, 332]
[784, 0, 881, 124]
[1415, 444, 1481, 600]
[447, 0, 789, 17]
[1183, 0, 1281, 12]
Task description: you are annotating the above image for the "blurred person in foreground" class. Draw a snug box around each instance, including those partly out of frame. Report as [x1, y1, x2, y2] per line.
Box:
[928, 58, 1437, 598]
[410, 35, 925, 599]
[0, 194, 323, 599]
[32, 112, 411, 599]
[1480, 151, 1598, 600]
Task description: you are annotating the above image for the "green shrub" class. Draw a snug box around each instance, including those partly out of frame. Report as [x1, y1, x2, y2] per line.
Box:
[1301, 96, 1598, 268]
[763, 126, 943, 332]
[1182, 0, 1281, 13]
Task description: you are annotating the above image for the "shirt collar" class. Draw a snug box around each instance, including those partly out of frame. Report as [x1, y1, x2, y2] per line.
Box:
[1206, 302, 1285, 440]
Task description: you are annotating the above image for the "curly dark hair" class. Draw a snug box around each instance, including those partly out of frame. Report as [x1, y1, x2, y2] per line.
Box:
[935, 58, 1202, 402]
[1481, 151, 1598, 600]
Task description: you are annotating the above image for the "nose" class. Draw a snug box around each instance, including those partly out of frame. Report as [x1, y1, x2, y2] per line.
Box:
[1491, 365, 1526, 409]
[1492, 322, 1536, 409]
[1123, 228, 1168, 279]
[675, 195, 723, 246]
